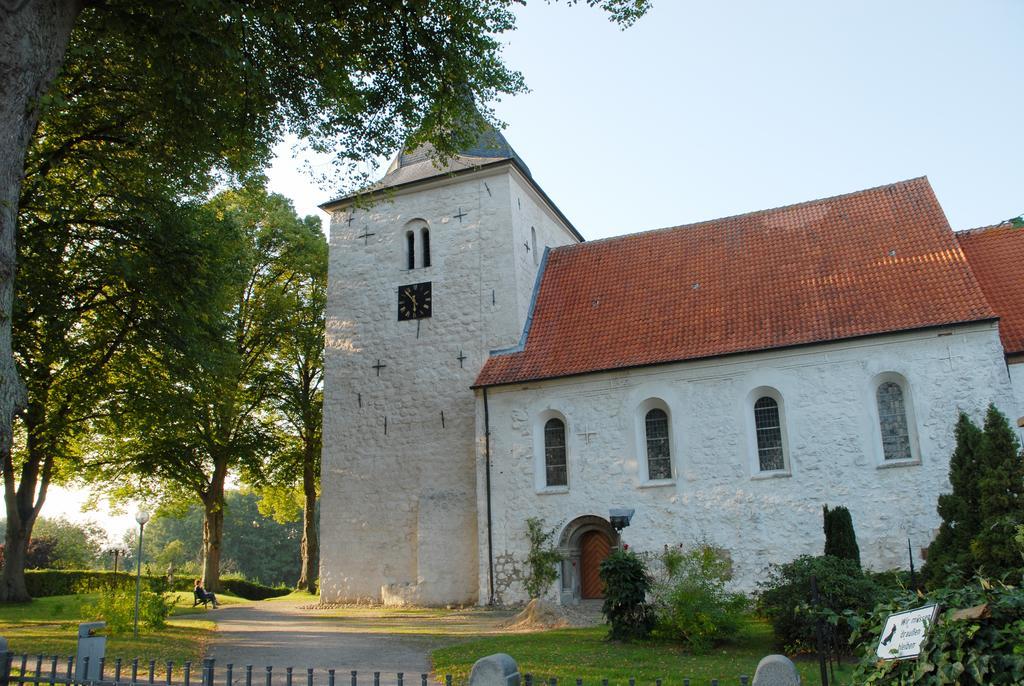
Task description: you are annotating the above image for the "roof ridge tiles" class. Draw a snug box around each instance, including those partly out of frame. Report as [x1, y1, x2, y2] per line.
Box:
[550, 176, 932, 254]
[957, 220, 1023, 236]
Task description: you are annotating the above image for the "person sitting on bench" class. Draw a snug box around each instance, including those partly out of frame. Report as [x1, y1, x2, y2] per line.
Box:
[193, 579, 219, 608]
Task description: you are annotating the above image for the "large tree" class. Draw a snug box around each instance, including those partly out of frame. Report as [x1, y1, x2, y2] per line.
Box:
[255, 234, 325, 593]
[0, 0, 649, 601]
[2, 29, 230, 599]
[92, 189, 322, 591]
[136, 490, 302, 586]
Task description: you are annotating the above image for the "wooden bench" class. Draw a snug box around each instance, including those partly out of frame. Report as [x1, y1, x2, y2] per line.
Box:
[192, 588, 212, 608]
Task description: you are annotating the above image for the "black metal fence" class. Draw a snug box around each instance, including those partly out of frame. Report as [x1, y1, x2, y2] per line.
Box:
[0, 654, 755, 686]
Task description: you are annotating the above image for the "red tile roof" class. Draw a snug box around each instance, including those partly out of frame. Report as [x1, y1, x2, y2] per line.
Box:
[958, 223, 1024, 356]
[474, 177, 996, 387]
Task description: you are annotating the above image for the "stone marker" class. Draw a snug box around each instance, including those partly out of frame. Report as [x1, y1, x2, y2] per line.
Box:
[0, 638, 9, 686]
[469, 654, 521, 686]
[752, 654, 801, 686]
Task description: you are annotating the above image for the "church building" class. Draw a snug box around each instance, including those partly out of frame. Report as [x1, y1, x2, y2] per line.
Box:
[318, 126, 1024, 606]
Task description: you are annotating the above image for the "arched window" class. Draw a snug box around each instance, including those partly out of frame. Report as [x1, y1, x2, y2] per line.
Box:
[531, 226, 538, 265]
[405, 231, 415, 270]
[421, 227, 431, 268]
[544, 418, 567, 487]
[877, 381, 912, 461]
[754, 396, 785, 471]
[644, 408, 671, 480]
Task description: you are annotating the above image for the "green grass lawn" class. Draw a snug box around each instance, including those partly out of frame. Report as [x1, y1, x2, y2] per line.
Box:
[264, 589, 319, 603]
[431, 619, 855, 686]
[0, 592, 231, 664]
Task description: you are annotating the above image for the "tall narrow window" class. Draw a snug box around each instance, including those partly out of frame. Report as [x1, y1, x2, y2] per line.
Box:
[544, 418, 567, 487]
[421, 228, 431, 267]
[754, 396, 785, 471]
[531, 226, 538, 265]
[645, 409, 671, 480]
[406, 231, 415, 270]
[877, 382, 912, 460]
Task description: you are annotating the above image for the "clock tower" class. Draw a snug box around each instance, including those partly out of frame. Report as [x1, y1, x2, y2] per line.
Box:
[318, 127, 581, 605]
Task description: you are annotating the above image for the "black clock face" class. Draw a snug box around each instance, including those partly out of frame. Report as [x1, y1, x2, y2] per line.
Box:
[398, 282, 432, 320]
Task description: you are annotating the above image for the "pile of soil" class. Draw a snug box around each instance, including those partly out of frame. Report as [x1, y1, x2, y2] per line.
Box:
[501, 598, 572, 631]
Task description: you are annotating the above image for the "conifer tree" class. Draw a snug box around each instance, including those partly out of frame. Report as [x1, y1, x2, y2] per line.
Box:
[922, 412, 983, 586]
[971, 405, 1024, 582]
[823, 505, 861, 567]
[923, 407, 1024, 586]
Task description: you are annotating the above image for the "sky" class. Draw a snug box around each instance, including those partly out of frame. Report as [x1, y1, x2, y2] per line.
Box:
[44, 0, 1024, 539]
[268, 0, 1024, 239]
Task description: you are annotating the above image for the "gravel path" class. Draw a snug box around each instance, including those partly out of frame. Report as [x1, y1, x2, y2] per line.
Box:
[205, 601, 513, 682]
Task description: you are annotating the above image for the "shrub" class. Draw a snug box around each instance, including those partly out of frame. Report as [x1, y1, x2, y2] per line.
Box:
[651, 545, 747, 652]
[848, 580, 1024, 684]
[219, 575, 290, 600]
[823, 505, 861, 567]
[757, 554, 877, 654]
[599, 548, 655, 641]
[523, 517, 563, 599]
[84, 587, 174, 635]
[25, 538, 59, 569]
[866, 568, 916, 596]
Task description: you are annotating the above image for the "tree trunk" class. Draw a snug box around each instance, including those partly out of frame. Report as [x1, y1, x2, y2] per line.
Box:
[1, 395, 51, 601]
[201, 462, 227, 592]
[0, 0, 83, 602]
[297, 446, 319, 593]
[201, 496, 224, 593]
[1, 518, 30, 600]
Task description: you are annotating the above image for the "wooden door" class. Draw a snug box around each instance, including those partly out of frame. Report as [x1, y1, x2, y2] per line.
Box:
[580, 530, 611, 599]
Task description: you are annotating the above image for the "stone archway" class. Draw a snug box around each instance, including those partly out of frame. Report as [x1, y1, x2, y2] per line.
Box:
[557, 515, 619, 605]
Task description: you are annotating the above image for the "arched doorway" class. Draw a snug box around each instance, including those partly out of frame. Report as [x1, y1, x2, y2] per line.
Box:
[579, 529, 611, 599]
[557, 515, 619, 604]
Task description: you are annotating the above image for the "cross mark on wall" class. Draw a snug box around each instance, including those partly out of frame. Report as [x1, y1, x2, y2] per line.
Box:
[453, 208, 467, 222]
[357, 228, 376, 245]
[940, 345, 964, 370]
[576, 424, 598, 445]
[372, 359, 387, 376]
[484, 182, 492, 197]
[346, 214, 355, 227]
[457, 350, 467, 368]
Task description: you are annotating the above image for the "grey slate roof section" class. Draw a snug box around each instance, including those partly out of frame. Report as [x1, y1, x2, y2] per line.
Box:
[321, 123, 532, 207]
[390, 126, 530, 177]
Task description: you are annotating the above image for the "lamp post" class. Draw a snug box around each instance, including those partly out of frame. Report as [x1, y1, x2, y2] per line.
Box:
[133, 509, 150, 639]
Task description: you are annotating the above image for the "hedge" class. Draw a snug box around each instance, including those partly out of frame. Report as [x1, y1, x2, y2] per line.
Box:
[25, 570, 176, 597]
[24, 570, 290, 600]
[219, 576, 290, 600]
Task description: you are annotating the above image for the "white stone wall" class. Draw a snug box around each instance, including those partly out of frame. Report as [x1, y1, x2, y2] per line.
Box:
[1008, 362, 1024, 444]
[475, 322, 1015, 603]
[320, 165, 578, 605]
[508, 174, 579, 328]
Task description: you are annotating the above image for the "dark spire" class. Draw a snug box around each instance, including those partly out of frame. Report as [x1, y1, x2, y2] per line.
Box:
[376, 119, 531, 190]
